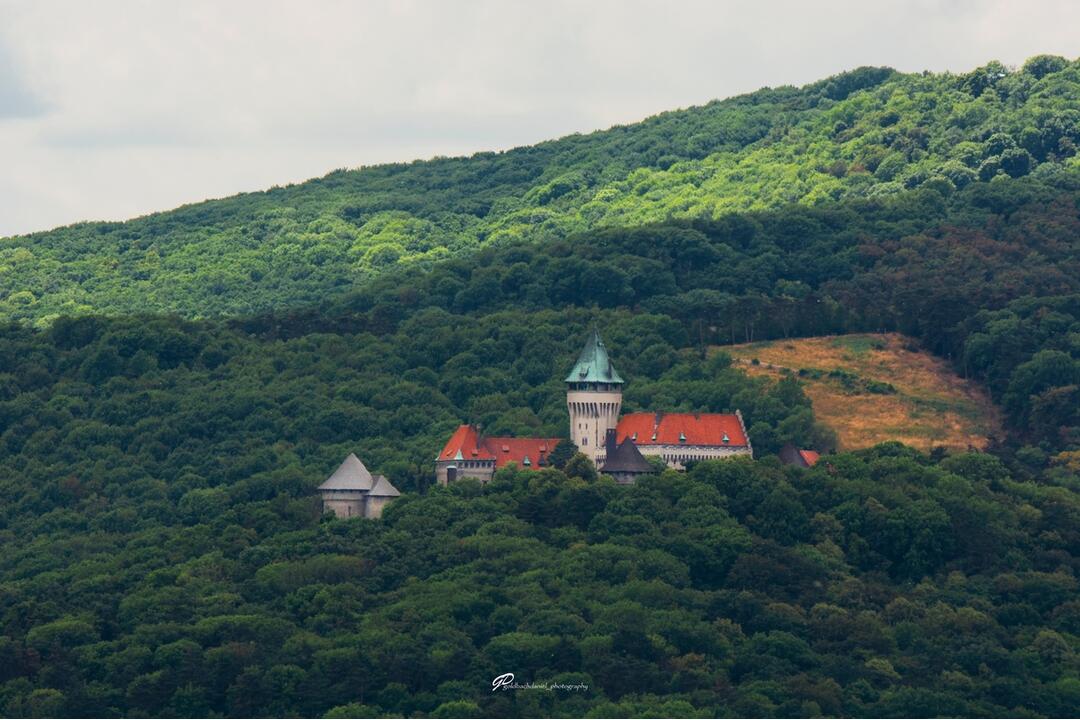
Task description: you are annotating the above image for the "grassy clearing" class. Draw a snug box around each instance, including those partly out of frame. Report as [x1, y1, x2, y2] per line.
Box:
[723, 333, 1002, 452]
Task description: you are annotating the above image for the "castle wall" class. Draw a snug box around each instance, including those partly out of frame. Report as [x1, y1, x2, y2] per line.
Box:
[435, 459, 496, 486]
[320, 490, 368, 518]
[607, 470, 640, 485]
[636, 444, 752, 470]
[566, 388, 622, 464]
[365, 495, 394, 519]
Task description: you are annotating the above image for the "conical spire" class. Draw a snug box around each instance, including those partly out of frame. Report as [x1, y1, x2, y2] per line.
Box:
[368, 474, 401, 497]
[565, 328, 624, 384]
[318, 453, 375, 490]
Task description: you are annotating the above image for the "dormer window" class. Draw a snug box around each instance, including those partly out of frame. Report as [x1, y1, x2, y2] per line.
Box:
[722, 433, 730, 444]
[679, 432, 687, 444]
[523, 456, 531, 466]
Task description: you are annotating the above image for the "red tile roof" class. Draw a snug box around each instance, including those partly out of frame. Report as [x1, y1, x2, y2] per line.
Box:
[438, 424, 488, 460]
[438, 425, 560, 469]
[798, 450, 820, 467]
[616, 412, 748, 447]
[483, 437, 561, 469]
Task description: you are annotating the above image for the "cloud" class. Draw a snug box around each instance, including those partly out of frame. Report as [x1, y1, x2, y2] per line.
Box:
[0, 41, 46, 118]
[1, 0, 1079, 237]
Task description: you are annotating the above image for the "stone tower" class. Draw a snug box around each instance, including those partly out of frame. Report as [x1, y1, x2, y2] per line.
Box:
[566, 329, 624, 464]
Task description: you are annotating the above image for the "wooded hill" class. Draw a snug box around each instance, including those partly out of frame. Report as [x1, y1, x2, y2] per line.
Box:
[0, 57, 1077, 717]
[3, 56, 1080, 324]
[0, 168, 1077, 717]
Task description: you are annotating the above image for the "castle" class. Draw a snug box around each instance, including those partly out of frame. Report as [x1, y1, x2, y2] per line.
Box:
[436, 330, 752, 485]
[318, 453, 401, 519]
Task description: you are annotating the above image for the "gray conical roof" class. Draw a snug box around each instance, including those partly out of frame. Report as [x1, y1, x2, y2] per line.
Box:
[601, 438, 654, 474]
[565, 329, 624, 384]
[318, 453, 374, 490]
[368, 475, 401, 497]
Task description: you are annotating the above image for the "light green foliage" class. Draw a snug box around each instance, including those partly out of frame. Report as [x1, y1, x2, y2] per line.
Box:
[4, 58, 1080, 323]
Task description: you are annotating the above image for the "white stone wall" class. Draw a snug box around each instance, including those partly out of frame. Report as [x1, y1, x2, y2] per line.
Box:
[566, 388, 622, 464]
[365, 495, 393, 519]
[434, 459, 496, 486]
[320, 490, 367, 518]
[636, 444, 752, 470]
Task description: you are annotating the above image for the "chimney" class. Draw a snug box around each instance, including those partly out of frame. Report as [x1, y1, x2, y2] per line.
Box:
[605, 428, 618, 457]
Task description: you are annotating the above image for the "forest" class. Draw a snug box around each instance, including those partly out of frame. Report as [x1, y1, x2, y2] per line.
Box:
[0, 56, 1077, 717]
[0, 167, 1077, 715]
[2, 56, 1080, 324]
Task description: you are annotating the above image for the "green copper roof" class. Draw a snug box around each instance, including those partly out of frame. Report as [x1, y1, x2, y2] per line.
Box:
[565, 329, 624, 384]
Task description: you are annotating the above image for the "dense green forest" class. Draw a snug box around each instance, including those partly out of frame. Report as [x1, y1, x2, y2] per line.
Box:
[3, 56, 1080, 324]
[0, 56, 1079, 717]
[0, 168, 1077, 715]
[0, 310, 829, 717]
[7, 443, 1080, 717]
[270, 168, 1080, 456]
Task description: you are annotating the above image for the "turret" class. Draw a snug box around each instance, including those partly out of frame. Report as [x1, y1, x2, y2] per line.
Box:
[565, 329, 624, 464]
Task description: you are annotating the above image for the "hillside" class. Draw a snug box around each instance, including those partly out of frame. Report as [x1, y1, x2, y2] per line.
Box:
[727, 333, 1002, 451]
[0, 309, 1079, 717]
[3, 56, 1080, 324]
[0, 55, 1078, 718]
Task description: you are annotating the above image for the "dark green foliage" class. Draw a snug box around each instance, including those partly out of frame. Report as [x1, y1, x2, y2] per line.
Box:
[0, 165, 1075, 716]
[546, 439, 577, 470]
[3, 442, 1080, 717]
[0, 56, 1079, 717]
[0, 302, 836, 714]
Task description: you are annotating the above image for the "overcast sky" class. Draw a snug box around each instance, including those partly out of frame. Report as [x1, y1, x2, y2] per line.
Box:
[1, 0, 1078, 237]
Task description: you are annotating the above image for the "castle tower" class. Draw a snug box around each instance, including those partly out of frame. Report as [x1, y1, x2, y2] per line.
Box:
[566, 329, 624, 464]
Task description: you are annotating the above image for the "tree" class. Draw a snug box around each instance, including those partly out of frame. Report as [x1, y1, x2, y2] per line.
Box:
[563, 453, 598, 482]
[547, 440, 578, 470]
[431, 700, 481, 718]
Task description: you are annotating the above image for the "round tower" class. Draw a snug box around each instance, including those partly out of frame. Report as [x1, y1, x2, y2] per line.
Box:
[566, 329, 624, 465]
